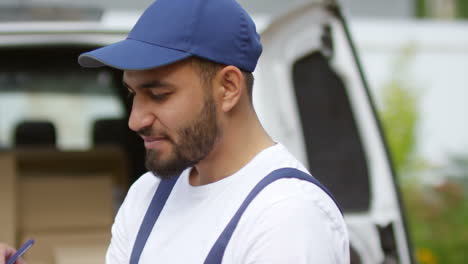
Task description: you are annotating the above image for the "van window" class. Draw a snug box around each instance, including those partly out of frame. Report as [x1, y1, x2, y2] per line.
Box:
[292, 52, 370, 212]
[0, 47, 125, 150]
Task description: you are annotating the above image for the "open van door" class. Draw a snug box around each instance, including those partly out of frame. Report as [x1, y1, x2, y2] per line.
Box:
[253, 1, 414, 263]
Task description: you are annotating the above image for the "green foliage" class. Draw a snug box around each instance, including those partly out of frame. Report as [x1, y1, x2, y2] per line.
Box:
[378, 44, 468, 263]
[458, 0, 468, 19]
[415, 0, 427, 18]
[379, 45, 419, 174]
[402, 173, 468, 263]
[415, 0, 468, 19]
[380, 81, 418, 173]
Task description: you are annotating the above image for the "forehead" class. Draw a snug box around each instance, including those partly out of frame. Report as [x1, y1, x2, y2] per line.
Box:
[123, 59, 199, 86]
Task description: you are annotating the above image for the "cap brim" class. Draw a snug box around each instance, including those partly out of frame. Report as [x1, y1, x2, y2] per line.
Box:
[78, 38, 191, 70]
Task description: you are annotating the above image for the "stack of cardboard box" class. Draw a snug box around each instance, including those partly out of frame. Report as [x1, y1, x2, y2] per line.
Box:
[1, 148, 127, 264]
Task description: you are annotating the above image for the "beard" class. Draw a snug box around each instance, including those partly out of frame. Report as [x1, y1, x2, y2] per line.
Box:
[140, 91, 220, 179]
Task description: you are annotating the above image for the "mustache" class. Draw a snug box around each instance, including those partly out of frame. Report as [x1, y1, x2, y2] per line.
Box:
[137, 126, 154, 137]
[137, 126, 171, 140]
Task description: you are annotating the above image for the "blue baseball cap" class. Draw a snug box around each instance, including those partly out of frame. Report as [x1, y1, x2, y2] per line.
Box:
[78, 0, 262, 72]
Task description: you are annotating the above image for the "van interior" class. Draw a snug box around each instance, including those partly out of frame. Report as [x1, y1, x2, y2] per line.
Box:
[0, 46, 146, 264]
[1, 44, 394, 263]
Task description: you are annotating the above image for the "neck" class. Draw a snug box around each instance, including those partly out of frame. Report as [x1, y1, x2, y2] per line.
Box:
[189, 108, 274, 186]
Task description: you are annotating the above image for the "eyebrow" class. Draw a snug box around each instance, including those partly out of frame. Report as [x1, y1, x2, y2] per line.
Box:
[122, 80, 174, 90]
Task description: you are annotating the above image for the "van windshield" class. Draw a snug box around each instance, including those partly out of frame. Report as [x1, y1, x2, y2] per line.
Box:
[0, 48, 125, 150]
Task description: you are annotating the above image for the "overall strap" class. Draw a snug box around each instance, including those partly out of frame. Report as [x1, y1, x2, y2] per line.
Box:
[204, 167, 341, 264]
[129, 175, 179, 264]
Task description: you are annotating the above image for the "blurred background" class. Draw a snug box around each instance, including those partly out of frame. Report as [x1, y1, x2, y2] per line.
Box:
[343, 1, 468, 264]
[0, 0, 467, 263]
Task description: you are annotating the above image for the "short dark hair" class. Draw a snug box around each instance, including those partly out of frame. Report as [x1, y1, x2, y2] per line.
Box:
[191, 57, 254, 99]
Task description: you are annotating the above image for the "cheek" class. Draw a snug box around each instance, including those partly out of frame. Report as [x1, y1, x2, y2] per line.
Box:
[158, 93, 205, 132]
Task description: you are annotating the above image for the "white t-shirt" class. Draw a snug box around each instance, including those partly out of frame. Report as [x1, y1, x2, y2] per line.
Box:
[106, 143, 349, 263]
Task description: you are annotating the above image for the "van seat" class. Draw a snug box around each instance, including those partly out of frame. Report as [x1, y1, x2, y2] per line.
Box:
[92, 118, 127, 146]
[14, 121, 56, 148]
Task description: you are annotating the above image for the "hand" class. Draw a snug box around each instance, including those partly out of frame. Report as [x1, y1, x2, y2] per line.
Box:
[0, 243, 25, 264]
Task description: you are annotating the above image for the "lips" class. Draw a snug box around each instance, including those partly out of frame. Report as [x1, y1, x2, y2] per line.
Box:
[140, 135, 169, 149]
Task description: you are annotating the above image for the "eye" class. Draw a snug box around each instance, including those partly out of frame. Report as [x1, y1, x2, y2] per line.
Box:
[149, 92, 171, 101]
[127, 90, 135, 100]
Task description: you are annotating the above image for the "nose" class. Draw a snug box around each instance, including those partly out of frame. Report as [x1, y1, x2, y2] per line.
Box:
[128, 95, 156, 132]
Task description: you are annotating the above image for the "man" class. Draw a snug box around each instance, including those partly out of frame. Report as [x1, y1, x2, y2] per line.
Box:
[1, 0, 349, 263]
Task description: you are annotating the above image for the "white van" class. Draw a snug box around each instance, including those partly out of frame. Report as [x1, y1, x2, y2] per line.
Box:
[0, 1, 413, 263]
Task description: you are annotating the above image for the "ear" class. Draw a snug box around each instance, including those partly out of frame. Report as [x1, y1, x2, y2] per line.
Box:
[215, 66, 244, 113]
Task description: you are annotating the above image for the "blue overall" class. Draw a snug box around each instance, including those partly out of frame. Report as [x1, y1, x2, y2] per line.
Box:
[129, 168, 341, 264]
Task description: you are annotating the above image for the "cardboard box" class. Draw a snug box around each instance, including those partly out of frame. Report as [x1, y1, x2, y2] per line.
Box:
[54, 243, 108, 264]
[15, 148, 128, 190]
[0, 153, 16, 246]
[4, 148, 126, 264]
[18, 174, 114, 232]
[21, 230, 110, 264]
